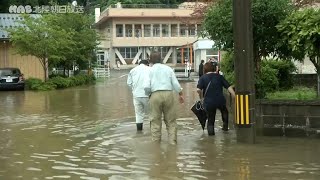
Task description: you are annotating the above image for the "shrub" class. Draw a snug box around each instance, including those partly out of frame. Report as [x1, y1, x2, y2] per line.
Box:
[220, 51, 235, 84]
[256, 65, 279, 99]
[25, 78, 56, 91]
[48, 76, 72, 89]
[220, 51, 282, 98]
[262, 59, 296, 90]
[25, 74, 95, 91]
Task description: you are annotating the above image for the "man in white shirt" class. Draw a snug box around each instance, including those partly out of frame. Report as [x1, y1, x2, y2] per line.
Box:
[127, 60, 151, 131]
[144, 52, 184, 145]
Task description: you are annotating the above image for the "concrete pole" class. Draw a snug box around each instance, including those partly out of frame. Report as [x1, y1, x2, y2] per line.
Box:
[233, 0, 256, 143]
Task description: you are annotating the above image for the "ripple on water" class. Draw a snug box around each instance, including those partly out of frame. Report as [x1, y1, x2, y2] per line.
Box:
[26, 167, 42, 171]
[45, 175, 71, 179]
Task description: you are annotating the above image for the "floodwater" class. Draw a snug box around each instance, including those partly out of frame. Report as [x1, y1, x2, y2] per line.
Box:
[0, 70, 319, 180]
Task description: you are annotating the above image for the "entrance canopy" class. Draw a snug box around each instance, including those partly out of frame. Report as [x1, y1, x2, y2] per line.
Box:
[193, 39, 215, 50]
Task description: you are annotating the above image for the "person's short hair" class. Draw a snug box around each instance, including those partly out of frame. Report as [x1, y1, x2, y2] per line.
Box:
[139, 59, 149, 65]
[149, 52, 161, 64]
[203, 62, 214, 74]
[201, 60, 204, 63]
[211, 61, 218, 72]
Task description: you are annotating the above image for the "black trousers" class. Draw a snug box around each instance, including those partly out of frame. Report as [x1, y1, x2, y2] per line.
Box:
[206, 105, 229, 135]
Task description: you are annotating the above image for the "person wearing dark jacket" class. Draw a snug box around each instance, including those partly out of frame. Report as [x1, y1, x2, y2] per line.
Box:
[198, 60, 204, 78]
[196, 62, 235, 136]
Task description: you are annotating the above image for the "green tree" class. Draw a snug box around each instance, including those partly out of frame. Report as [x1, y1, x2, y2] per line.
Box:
[8, 14, 74, 81]
[277, 8, 320, 96]
[203, 0, 295, 68]
[48, 14, 98, 73]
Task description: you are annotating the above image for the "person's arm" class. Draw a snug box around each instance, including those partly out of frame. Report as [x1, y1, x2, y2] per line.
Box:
[228, 86, 236, 98]
[171, 70, 182, 93]
[170, 70, 184, 103]
[221, 76, 235, 98]
[143, 71, 151, 96]
[197, 88, 203, 100]
[196, 78, 205, 102]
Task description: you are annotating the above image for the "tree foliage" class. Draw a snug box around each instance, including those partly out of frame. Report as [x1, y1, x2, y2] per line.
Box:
[8, 14, 74, 81]
[203, 0, 295, 63]
[8, 14, 97, 81]
[277, 8, 320, 95]
[47, 14, 98, 70]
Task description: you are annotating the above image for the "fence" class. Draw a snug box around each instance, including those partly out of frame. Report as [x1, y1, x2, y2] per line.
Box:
[93, 68, 110, 78]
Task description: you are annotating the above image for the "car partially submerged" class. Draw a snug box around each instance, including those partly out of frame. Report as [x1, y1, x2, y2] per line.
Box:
[0, 68, 25, 90]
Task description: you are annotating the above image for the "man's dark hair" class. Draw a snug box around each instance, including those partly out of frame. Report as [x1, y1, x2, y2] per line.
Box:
[201, 60, 204, 63]
[149, 52, 161, 64]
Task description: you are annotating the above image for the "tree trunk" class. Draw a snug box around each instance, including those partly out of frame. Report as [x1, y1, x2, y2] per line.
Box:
[317, 72, 320, 97]
[40, 58, 49, 82]
[44, 57, 48, 81]
[310, 57, 320, 97]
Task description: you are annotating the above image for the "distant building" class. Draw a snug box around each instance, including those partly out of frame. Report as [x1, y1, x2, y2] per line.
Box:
[94, 2, 220, 70]
[0, 13, 44, 80]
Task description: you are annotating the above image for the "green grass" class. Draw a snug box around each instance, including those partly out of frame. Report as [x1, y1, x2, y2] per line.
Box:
[266, 86, 318, 100]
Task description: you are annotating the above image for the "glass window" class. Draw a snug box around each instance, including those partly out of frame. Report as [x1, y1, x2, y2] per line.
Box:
[206, 49, 219, 58]
[125, 24, 133, 37]
[116, 24, 123, 37]
[125, 47, 131, 58]
[119, 48, 126, 58]
[171, 24, 178, 37]
[196, 24, 202, 35]
[134, 24, 142, 37]
[160, 47, 168, 58]
[100, 54, 104, 61]
[118, 47, 139, 59]
[180, 24, 187, 37]
[144, 24, 151, 37]
[189, 25, 196, 36]
[153, 24, 160, 37]
[162, 24, 169, 37]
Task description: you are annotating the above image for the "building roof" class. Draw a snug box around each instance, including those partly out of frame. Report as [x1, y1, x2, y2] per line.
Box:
[95, 3, 200, 26]
[0, 13, 40, 40]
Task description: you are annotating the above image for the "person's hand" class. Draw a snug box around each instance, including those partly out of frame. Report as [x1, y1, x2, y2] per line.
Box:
[178, 95, 184, 104]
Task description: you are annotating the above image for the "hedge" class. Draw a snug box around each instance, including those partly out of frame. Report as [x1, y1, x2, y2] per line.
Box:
[25, 74, 96, 91]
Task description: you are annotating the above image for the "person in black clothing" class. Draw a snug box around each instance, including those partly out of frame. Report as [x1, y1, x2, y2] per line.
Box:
[196, 62, 235, 136]
[198, 60, 204, 78]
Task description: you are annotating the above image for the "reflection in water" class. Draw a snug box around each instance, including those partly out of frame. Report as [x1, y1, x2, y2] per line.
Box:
[0, 71, 319, 179]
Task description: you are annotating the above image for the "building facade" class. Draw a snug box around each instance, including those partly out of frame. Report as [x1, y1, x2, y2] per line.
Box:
[0, 14, 44, 80]
[94, 3, 210, 69]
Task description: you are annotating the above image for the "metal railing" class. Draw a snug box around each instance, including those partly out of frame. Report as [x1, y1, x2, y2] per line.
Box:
[93, 67, 110, 78]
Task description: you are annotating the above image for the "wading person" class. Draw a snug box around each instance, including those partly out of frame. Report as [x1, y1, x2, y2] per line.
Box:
[127, 60, 151, 131]
[197, 62, 235, 136]
[198, 60, 204, 78]
[144, 52, 184, 144]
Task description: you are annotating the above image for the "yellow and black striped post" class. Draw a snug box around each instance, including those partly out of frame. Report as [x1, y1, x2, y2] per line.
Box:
[235, 93, 251, 127]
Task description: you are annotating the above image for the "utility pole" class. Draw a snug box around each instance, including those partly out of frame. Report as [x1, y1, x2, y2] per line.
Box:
[233, 0, 256, 143]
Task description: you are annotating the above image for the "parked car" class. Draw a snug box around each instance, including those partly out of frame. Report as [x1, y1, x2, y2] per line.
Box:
[0, 68, 25, 90]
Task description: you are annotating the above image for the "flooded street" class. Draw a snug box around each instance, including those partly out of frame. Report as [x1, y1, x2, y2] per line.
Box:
[0, 71, 319, 180]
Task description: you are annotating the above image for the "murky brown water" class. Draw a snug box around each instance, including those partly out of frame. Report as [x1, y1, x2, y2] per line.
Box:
[0, 70, 319, 180]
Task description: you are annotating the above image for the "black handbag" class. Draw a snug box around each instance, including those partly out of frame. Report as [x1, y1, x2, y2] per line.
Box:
[191, 81, 211, 130]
